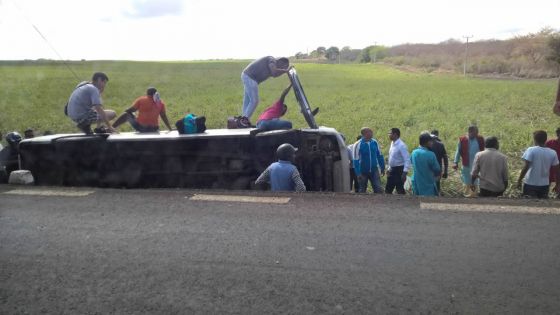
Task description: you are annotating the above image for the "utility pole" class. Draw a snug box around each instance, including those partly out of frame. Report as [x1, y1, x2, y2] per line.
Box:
[462, 35, 473, 77]
[373, 41, 378, 63]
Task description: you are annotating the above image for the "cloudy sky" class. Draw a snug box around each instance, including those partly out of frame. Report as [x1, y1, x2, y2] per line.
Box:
[0, 0, 558, 60]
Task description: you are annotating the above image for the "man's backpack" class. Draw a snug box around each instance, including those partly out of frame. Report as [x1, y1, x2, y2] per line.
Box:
[176, 114, 207, 134]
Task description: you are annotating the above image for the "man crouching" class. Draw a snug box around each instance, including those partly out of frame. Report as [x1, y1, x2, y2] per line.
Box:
[255, 143, 306, 192]
[66, 72, 116, 134]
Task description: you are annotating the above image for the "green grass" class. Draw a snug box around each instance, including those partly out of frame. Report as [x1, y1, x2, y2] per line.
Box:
[0, 61, 558, 196]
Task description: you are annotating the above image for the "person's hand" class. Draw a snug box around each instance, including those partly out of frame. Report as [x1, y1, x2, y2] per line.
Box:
[401, 173, 407, 184]
[442, 172, 448, 179]
[452, 163, 458, 171]
[554, 101, 560, 116]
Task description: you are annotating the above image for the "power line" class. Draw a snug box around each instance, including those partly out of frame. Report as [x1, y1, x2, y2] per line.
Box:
[10, 0, 80, 80]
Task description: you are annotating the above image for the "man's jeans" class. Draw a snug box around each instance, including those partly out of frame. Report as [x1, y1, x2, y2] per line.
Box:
[241, 73, 259, 118]
[358, 170, 383, 193]
[385, 165, 406, 194]
[256, 119, 292, 131]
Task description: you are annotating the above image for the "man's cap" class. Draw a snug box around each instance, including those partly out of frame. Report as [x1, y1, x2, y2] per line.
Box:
[277, 143, 298, 160]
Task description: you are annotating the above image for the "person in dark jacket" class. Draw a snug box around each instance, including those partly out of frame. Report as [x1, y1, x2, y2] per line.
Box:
[0, 132, 22, 183]
[430, 130, 449, 194]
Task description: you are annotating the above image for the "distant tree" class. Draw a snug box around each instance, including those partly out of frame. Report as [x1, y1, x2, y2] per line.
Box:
[360, 47, 372, 63]
[326, 46, 340, 61]
[295, 52, 308, 59]
[547, 32, 560, 66]
[513, 28, 554, 65]
[316, 46, 327, 57]
[360, 45, 388, 63]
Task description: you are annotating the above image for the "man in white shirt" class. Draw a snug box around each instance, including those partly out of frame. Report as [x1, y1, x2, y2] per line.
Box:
[386, 128, 411, 194]
[517, 130, 560, 199]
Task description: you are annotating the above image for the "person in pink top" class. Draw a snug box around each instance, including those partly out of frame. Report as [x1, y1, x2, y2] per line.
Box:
[256, 84, 293, 131]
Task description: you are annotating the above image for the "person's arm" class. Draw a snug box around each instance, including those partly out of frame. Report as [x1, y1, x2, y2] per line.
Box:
[93, 105, 117, 133]
[554, 77, 560, 116]
[292, 169, 306, 192]
[553, 164, 560, 192]
[517, 160, 531, 189]
[376, 142, 385, 176]
[452, 141, 461, 170]
[401, 144, 411, 182]
[160, 111, 173, 131]
[471, 153, 481, 184]
[502, 159, 509, 191]
[442, 145, 449, 178]
[431, 153, 441, 177]
[255, 167, 271, 185]
[279, 83, 293, 104]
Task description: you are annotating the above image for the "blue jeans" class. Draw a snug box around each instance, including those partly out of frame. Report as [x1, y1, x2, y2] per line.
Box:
[241, 73, 259, 118]
[256, 119, 292, 131]
[358, 170, 383, 193]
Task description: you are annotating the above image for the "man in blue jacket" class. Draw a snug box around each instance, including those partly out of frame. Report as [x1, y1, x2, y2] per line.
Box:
[352, 127, 385, 193]
[255, 143, 306, 192]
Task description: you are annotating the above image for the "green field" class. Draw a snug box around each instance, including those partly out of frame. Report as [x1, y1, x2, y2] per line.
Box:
[0, 61, 558, 195]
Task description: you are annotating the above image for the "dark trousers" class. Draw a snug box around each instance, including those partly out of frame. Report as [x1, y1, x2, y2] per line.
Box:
[385, 165, 406, 194]
[479, 188, 504, 197]
[523, 184, 549, 199]
[350, 168, 359, 193]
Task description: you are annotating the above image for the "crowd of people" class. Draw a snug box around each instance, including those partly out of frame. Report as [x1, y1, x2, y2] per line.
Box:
[344, 126, 560, 199]
[2, 56, 560, 199]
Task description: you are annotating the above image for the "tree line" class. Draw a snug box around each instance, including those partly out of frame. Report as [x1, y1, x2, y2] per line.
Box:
[292, 28, 560, 78]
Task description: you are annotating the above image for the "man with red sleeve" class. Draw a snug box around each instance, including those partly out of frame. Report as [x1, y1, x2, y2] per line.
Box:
[546, 127, 560, 197]
[256, 84, 293, 131]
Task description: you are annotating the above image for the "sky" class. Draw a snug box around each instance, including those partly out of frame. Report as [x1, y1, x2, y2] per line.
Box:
[0, 0, 559, 61]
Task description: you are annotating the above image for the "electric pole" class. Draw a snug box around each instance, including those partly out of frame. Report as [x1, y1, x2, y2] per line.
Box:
[462, 35, 473, 77]
[373, 41, 378, 63]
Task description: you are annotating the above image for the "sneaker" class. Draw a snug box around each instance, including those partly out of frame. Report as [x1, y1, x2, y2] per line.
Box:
[77, 123, 93, 135]
[94, 126, 109, 134]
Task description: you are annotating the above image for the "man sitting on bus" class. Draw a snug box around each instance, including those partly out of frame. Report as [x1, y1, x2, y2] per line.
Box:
[256, 84, 293, 131]
[112, 87, 173, 133]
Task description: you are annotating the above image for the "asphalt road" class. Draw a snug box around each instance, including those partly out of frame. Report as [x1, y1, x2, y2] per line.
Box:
[1, 186, 560, 314]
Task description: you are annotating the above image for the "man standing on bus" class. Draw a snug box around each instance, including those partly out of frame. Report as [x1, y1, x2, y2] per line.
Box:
[239, 56, 291, 128]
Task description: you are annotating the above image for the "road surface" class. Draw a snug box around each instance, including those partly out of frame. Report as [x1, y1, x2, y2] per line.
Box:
[1, 186, 560, 314]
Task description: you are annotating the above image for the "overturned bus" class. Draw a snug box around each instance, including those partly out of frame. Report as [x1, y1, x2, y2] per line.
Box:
[18, 69, 350, 192]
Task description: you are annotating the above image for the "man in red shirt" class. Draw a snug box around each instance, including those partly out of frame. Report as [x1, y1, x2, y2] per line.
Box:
[256, 84, 293, 131]
[546, 127, 560, 197]
[113, 87, 172, 132]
